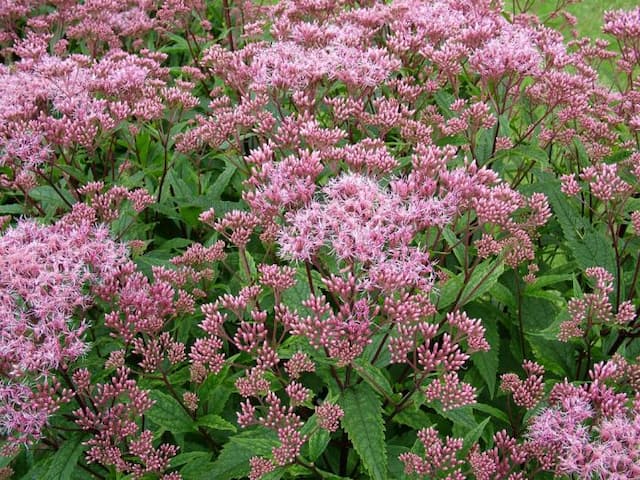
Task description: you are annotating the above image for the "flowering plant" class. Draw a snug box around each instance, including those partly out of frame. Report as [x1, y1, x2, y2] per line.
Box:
[0, 0, 639, 478]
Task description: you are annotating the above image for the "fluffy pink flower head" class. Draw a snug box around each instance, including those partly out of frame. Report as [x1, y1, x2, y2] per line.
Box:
[0, 218, 128, 375]
[528, 389, 640, 478]
[278, 173, 446, 292]
[469, 24, 541, 80]
[0, 216, 128, 445]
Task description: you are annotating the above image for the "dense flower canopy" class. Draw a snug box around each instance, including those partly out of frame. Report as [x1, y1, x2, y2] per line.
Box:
[0, 0, 639, 478]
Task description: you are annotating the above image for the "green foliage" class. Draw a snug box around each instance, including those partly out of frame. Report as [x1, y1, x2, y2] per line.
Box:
[40, 434, 87, 480]
[340, 383, 387, 480]
[536, 177, 617, 275]
[206, 430, 279, 480]
[146, 391, 196, 433]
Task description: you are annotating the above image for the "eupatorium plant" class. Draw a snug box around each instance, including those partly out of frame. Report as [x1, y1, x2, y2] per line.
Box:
[0, 215, 128, 449]
[0, 0, 639, 479]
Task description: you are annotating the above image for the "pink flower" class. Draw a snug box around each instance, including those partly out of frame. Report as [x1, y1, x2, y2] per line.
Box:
[469, 24, 541, 80]
[278, 173, 443, 293]
[0, 217, 127, 446]
[316, 403, 344, 432]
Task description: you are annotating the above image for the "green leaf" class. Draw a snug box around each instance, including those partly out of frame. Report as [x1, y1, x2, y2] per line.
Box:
[27, 185, 74, 218]
[171, 451, 212, 468]
[493, 144, 549, 179]
[521, 295, 560, 333]
[238, 250, 257, 283]
[0, 203, 24, 215]
[433, 90, 456, 119]
[281, 266, 322, 316]
[524, 274, 572, 292]
[146, 391, 196, 433]
[438, 406, 478, 433]
[442, 227, 465, 265]
[472, 403, 510, 425]
[475, 129, 494, 164]
[181, 460, 218, 480]
[386, 445, 410, 480]
[352, 358, 394, 400]
[469, 305, 500, 398]
[340, 383, 387, 480]
[208, 164, 237, 199]
[308, 429, 330, 461]
[161, 32, 192, 54]
[19, 457, 53, 480]
[462, 417, 490, 454]
[437, 259, 504, 309]
[197, 414, 237, 432]
[362, 332, 391, 368]
[534, 178, 616, 275]
[206, 429, 278, 480]
[41, 433, 87, 480]
[314, 470, 353, 480]
[527, 335, 576, 377]
[393, 407, 433, 430]
[156, 237, 194, 252]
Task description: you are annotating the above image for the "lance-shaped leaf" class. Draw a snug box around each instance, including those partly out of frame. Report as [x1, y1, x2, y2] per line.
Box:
[340, 383, 387, 480]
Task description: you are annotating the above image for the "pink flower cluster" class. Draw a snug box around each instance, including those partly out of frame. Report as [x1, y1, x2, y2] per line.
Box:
[74, 367, 179, 479]
[561, 267, 636, 341]
[0, 49, 176, 190]
[528, 359, 640, 478]
[0, 215, 128, 446]
[278, 173, 441, 292]
[400, 427, 465, 479]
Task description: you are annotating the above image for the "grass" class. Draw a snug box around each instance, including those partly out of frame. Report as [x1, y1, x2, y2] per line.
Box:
[566, 0, 637, 39]
[532, 0, 637, 39]
[532, 0, 638, 85]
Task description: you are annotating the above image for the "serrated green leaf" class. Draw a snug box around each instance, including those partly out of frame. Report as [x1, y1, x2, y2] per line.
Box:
[146, 391, 196, 433]
[281, 266, 322, 316]
[433, 90, 456, 118]
[470, 307, 500, 398]
[442, 227, 465, 265]
[438, 259, 504, 309]
[27, 185, 74, 218]
[171, 451, 212, 468]
[238, 250, 256, 283]
[438, 406, 477, 432]
[472, 403, 510, 425]
[475, 128, 494, 164]
[352, 359, 394, 400]
[156, 237, 194, 251]
[534, 179, 616, 276]
[181, 461, 217, 480]
[462, 417, 490, 454]
[520, 295, 559, 332]
[362, 332, 391, 368]
[527, 335, 577, 377]
[197, 414, 237, 432]
[208, 164, 237, 199]
[19, 457, 53, 480]
[393, 407, 433, 430]
[386, 445, 410, 480]
[41, 433, 87, 480]
[490, 281, 516, 309]
[340, 383, 387, 480]
[314, 471, 353, 480]
[0, 204, 24, 215]
[205, 429, 278, 480]
[524, 274, 572, 292]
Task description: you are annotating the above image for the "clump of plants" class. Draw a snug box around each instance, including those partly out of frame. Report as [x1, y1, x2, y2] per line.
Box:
[1, 0, 639, 478]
